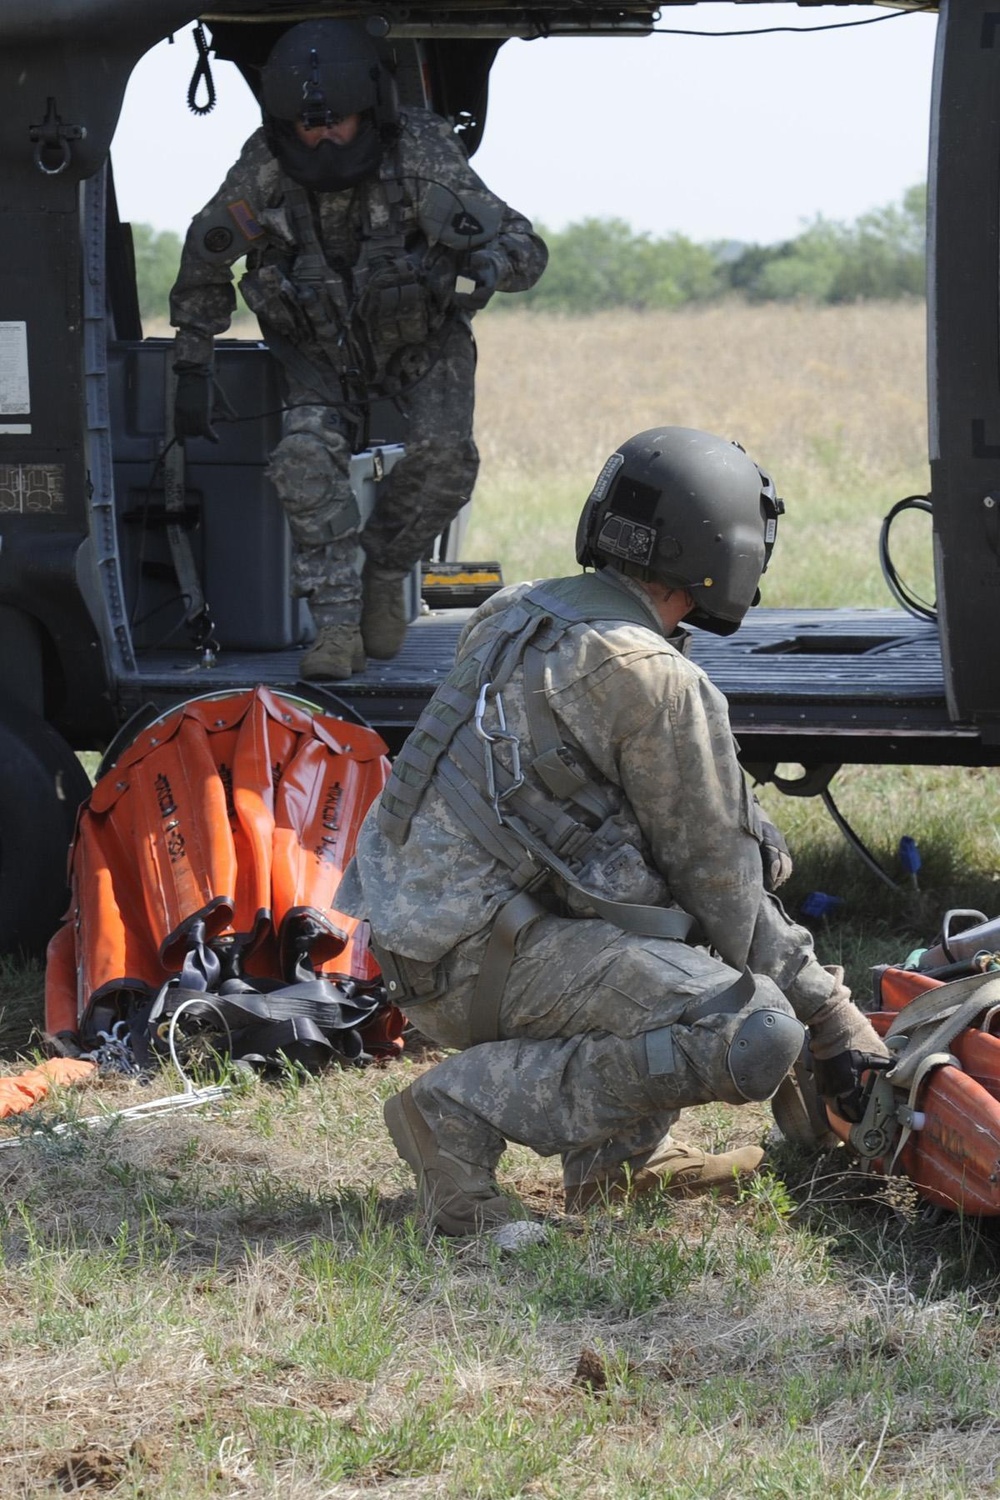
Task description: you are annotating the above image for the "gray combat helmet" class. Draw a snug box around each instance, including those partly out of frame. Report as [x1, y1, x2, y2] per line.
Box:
[575, 426, 782, 636]
[261, 21, 386, 126]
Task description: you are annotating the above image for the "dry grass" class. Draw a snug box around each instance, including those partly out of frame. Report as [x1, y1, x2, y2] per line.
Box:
[470, 301, 931, 601]
[7, 304, 995, 1497]
[2, 1046, 1000, 1499]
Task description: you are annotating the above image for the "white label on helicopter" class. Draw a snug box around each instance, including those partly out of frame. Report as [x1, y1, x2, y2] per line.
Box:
[0, 322, 30, 433]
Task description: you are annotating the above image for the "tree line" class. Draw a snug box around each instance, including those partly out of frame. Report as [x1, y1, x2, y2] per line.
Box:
[130, 183, 926, 322]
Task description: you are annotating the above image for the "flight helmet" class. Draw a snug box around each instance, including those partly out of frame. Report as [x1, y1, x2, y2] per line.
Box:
[575, 426, 782, 635]
[260, 21, 396, 190]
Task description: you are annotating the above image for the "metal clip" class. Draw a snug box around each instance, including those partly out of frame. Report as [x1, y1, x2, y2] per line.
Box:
[30, 98, 86, 177]
[84, 1019, 139, 1075]
[473, 681, 524, 821]
[848, 1072, 900, 1163]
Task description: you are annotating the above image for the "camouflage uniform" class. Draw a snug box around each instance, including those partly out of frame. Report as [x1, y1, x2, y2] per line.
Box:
[340, 569, 842, 1190]
[170, 110, 546, 626]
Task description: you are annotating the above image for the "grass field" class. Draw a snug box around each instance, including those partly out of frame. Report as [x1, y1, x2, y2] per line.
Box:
[4, 303, 1000, 1498]
[469, 302, 932, 607]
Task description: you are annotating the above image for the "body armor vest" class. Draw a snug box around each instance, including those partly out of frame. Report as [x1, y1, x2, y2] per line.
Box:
[239, 143, 452, 396]
[378, 572, 696, 945]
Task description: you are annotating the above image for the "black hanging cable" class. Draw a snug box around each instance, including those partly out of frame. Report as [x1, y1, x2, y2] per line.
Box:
[187, 24, 217, 117]
[820, 788, 901, 891]
[647, 5, 936, 40]
[879, 494, 936, 623]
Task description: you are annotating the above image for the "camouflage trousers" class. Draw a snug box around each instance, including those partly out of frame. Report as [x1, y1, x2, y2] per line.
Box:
[397, 911, 796, 1190]
[266, 322, 479, 626]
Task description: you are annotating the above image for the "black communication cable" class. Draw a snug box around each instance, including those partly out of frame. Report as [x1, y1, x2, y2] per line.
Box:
[879, 493, 936, 623]
[647, 4, 936, 40]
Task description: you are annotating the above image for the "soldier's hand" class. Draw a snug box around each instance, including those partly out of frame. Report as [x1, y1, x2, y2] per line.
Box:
[453, 249, 503, 310]
[812, 1048, 893, 1123]
[807, 981, 891, 1120]
[758, 818, 792, 890]
[174, 367, 219, 444]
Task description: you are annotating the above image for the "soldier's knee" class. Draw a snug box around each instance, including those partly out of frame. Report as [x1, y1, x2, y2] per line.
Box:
[268, 433, 358, 539]
[411, 436, 478, 485]
[726, 982, 804, 1102]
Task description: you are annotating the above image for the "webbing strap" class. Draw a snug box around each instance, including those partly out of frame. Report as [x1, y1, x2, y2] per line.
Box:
[448, 723, 594, 862]
[684, 967, 757, 1020]
[845, 971, 1000, 1173]
[885, 971, 1000, 1087]
[440, 709, 695, 945]
[887, 1051, 958, 1179]
[503, 807, 694, 942]
[378, 608, 554, 843]
[261, 323, 348, 409]
[469, 890, 548, 1045]
[152, 976, 379, 1034]
[163, 372, 208, 628]
[435, 755, 538, 885]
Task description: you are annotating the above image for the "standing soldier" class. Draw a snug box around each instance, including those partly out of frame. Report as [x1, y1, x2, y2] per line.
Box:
[169, 20, 547, 680]
[339, 427, 891, 1236]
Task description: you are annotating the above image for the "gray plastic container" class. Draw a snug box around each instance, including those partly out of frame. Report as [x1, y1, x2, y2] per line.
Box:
[109, 340, 409, 652]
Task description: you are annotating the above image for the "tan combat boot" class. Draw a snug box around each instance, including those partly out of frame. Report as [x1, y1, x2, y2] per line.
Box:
[384, 1084, 514, 1236]
[299, 624, 366, 682]
[361, 566, 411, 660]
[564, 1138, 764, 1213]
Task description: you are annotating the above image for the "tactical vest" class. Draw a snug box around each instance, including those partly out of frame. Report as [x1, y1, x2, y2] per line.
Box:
[239, 143, 451, 397]
[378, 572, 697, 952]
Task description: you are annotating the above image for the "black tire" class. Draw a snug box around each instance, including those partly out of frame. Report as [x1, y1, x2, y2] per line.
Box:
[0, 699, 92, 958]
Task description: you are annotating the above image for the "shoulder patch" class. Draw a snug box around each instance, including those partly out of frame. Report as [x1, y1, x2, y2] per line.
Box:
[203, 225, 234, 254]
[227, 199, 264, 241]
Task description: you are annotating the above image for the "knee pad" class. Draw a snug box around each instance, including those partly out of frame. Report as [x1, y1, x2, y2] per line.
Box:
[726, 1007, 805, 1102]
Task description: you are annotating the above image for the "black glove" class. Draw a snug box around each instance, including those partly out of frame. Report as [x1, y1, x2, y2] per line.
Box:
[454, 249, 503, 311]
[174, 366, 218, 444]
[758, 817, 792, 891]
[812, 1048, 893, 1124]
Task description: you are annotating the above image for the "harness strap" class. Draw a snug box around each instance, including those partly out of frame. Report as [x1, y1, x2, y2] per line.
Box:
[448, 723, 595, 862]
[469, 890, 549, 1045]
[378, 607, 555, 844]
[435, 755, 538, 886]
[886, 1050, 959, 1179]
[441, 701, 696, 945]
[163, 371, 211, 637]
[684, 967, 758, 1020]
[259, 323, 350, 409]
[885, 971, 1000, 1086]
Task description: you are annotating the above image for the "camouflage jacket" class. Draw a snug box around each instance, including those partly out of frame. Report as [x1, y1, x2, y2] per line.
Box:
[342, 570, 841, 1024]
[169, 108, 547, 372]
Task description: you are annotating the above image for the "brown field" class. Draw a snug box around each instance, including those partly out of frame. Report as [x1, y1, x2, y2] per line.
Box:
[469, 301, 931, 604]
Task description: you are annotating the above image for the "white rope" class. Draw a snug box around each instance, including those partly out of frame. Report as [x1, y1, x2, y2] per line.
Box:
[0, 1082, 234, 1152]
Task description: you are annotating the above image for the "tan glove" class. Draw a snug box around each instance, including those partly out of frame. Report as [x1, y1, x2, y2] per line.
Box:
[808, 968, 891, 1122]
[758, 817, 793, 891]
[751, 795, 792, 891]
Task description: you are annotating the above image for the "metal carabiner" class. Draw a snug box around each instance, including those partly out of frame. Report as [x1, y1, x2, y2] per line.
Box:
[473, 681, 524, 820]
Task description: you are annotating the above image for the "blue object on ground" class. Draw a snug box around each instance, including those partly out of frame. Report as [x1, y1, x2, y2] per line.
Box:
[898, 836, 922, 875]
[800, 891, 844, 919]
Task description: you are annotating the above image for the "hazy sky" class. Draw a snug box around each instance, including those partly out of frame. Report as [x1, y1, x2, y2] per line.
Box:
[113, 3, 938, 246]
